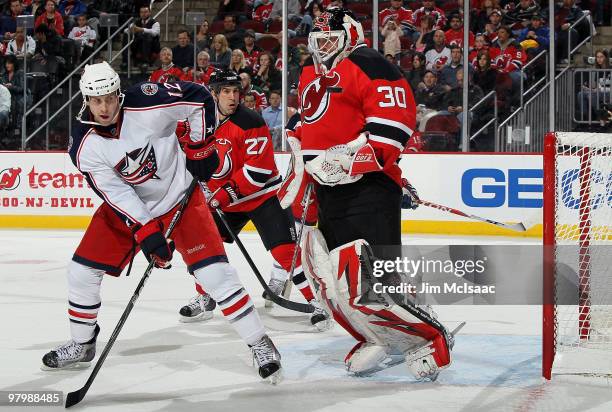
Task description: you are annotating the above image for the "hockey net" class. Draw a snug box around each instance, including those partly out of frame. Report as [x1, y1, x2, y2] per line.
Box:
[543, 132, 612, 379]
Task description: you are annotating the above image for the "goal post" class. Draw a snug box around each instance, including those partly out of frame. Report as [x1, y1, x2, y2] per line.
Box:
[542, 132, 612, 379]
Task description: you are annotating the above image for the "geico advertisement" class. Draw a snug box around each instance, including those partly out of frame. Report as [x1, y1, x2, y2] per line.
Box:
[0, 153, 102, 215]
[399, 154, 544, 222]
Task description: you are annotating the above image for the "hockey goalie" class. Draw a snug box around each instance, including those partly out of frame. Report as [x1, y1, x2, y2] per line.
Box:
[281, 7, 454, 380]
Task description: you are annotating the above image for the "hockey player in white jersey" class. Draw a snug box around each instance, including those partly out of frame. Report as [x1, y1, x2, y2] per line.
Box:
[41, 62, 282, 383]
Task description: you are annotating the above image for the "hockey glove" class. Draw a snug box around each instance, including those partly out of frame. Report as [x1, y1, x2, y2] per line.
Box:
[134, 220, 175, 269]
[208, 182, 238, 209]
[184, 138, 219, 182]
[401, 178, 420, 210]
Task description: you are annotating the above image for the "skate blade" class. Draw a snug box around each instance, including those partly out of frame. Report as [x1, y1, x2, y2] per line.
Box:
[40, 361, 91, 372]
[179, 312, 214, 323]
[312, 318, 333, 332]
[265, 368, 283, 385]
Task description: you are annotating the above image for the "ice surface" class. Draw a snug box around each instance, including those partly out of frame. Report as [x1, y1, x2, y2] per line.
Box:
[1, 230, 611, 411]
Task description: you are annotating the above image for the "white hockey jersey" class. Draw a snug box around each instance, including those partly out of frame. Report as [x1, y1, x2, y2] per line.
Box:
[69, 81, 217, 226]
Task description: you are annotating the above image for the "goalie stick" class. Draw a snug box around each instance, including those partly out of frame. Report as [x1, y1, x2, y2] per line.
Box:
[418, 199, 528, 232]
[65, 179, 199, 408]
[281, 182, 314, 300]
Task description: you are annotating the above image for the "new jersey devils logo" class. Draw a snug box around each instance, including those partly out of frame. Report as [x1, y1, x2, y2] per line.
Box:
[212, 138, 233, 180]
[0, 167, 21, 191]
[301, 72, 341, 124]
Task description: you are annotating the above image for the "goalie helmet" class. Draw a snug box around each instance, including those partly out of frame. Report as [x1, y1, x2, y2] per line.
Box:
[308, 7, 364, 74]
[208, 69, 242, 94]
[77, 61, 124, 125]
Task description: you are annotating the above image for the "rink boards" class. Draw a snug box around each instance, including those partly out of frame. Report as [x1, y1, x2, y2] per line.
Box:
[0, 152, 543, 237]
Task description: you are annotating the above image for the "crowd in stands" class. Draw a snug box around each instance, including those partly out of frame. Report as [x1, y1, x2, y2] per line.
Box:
[0, 0, 610, 148]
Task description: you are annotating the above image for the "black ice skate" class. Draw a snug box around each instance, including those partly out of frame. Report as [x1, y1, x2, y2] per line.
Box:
[41, 324, 100, 370]
[179, 293, 216, 323]
[309, 299, 332, 331]
[250, 335, 282, 384]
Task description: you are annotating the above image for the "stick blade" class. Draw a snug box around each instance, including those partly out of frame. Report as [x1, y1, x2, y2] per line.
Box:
[65, 388, 86, 408]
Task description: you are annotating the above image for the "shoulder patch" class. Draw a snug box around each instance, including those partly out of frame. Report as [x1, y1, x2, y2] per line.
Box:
[348, 47, 404, 81]
[231, 105, 267, 130]
[140, 83, 158, 96]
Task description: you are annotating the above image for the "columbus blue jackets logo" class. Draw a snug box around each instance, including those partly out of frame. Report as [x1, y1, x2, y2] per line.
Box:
[212, 138, 232, 180]
[140, 83, 159, 96]
[114, 143, 160, 184]
[301, 72, 340, 124]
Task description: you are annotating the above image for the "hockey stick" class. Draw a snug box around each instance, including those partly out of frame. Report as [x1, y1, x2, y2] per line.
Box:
[281, 182, 314, 299]
[417, 199, 527, 232]
[214, 208, 314, 314]
[65, 179, 199, 408]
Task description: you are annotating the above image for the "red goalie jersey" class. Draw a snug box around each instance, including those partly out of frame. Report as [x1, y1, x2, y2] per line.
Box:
[207, 105, 282, 212]
[297, 46, 416, 187]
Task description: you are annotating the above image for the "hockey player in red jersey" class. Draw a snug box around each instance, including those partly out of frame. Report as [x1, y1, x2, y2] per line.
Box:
[41, 62, 282, 383]
[281, 8, 454, 380]
[177, 70, 331, 331]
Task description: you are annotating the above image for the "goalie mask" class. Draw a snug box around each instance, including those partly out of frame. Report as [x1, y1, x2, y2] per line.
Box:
[308, 8, 364, 74]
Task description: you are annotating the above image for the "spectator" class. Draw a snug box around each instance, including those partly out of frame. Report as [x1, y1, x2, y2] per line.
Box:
[239, 71, 267, 110]
[381, 17, 402, 62]
[425, 30, 450, 71]
[262, 89, 282, 148]
[506, 0, 540, 32]
[196, 20, 213, 52]
[229, 48, 252, 76]
[472, 0, 498, 33]
[379, 0, 414, 38]
[26, 0, 46, 18]
[269, 0, 302, 24]
[171, 29, 196, 71]
[489, 26, 526, 85]
[86, 0, 121, 44]
[287, 45, 309, 91]
[468, 34, 490, 66]
[0, 83, 10, 130]
[243, 92, 258, 112]
[553, 0, 589, 64]
[440, 45, 471, 90]
[414, 14, 435, 52]
[241, 29, 262, 68]
[67, 14, 96, 62]
[217, 0, 247, 21]
[593, 0, 605, 27]
[184, 51, 216, 84]
[58, 0, 87, 33]
[295, 0, 322, 37]
[484, 9, 502, 43]
[473, 49, 498, 94]
[577, 49, 611, 122]
[1, 0, 26, 42]
[6, 26, 36, 59]
[210, 33, 231, 69]
[32, 23, 61, 76]
[35, 0, 64, 37]
[220, 14, 245, 50]
[445, 13, 474, 49]
[415, 70, 445, 111]
[412, 0, 447, 42]
[404, 52, 426, 92]
[149, 47, 185, 83]
[442, 69, 484, 133]
[517, 13, 549, 55]
[252, 0, 273, 23]
[121, 5, 160, 71]
[253, 51, 280, 91]
[1, 55, 28, 115]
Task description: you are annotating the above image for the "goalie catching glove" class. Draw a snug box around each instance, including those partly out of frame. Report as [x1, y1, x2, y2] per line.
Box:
[134, 219, 175, 269]
[305, 133, 383, 186]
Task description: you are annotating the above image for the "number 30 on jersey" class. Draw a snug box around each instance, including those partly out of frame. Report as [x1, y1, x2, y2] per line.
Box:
[377, 86, 407, 108]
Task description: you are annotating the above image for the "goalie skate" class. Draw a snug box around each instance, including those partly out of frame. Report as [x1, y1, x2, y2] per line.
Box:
[345, 342, 405, 376]
[179, 293, 216, 323]
[309, 299, 332, 331]
[41, 325, 99, 371]
[250, 335, 283, 384]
